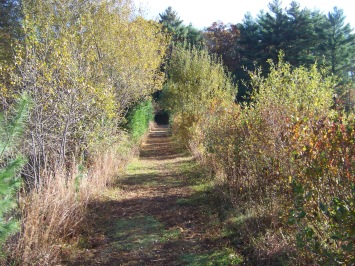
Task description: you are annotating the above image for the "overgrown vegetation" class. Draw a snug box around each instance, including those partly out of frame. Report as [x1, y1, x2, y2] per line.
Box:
[162, 44, 236, 152]
[165, 46, 354, 264]
[126, 100, 154, 140]
[0, 94, 30, 249]
[0, 0, 168, 264]
[0, 0, 354, 264]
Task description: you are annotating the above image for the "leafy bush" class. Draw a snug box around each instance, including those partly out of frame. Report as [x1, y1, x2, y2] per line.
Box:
[162, 44, 236, 149]
[168, 52, 355, 263]
[289, 114, 355, 265]
[1, 0, 168, 183]
[126, 100, 154, 140]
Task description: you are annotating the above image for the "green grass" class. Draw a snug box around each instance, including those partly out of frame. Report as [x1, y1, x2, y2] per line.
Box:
[112, 216, 163, 251]
[160, 228, 181, 242]
[181, 248, 243, 265]
[111, 215, 182, 251]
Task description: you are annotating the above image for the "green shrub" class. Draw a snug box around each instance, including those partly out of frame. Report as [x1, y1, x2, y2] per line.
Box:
[162, 45, 235, 149]
[171, 53, 354, 263]
[201, 56, 355, 264]
[126, 100, 154, 140]
[0, 93, 30, 247]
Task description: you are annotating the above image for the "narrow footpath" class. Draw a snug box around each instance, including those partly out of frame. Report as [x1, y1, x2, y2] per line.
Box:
[66, 125, 242, 265]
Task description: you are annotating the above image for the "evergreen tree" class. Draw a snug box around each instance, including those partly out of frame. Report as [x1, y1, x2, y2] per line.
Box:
[235, 13, 262, 101]
[0, 0, 22, 62]
[236, 14, 261, 68]
[185, 24, 204, 47]
[258, 0, 289, 66]
[159, 6, 202, 46]
[159, 6, 187, 43]
[318, 7, 355, 81]
[0, 93, 30, 246]
[285, 2, 323, 67]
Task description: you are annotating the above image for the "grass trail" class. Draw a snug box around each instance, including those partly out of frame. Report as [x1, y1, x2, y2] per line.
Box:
[65, 125, 243, 265]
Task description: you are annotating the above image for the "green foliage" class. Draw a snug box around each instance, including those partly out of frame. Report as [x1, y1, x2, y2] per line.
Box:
[221, 1, 355, 101]
[249, 53, 334, 117]
[181, 249, 243, 266]
[318, 7, 355, 80]
[0, 93, 30, 246]
[0, 0, 168, 180]
[126, 100, 154, 140]
[162, 44, 235, 149]
[163, 45, 235, 115]
[159, 7, 203, 46]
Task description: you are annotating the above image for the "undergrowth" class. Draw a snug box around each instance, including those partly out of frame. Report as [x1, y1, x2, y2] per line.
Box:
[166, 51, 355, 265]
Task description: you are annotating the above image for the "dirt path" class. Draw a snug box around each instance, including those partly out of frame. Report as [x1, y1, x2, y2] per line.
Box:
[65, 125, 242, 265]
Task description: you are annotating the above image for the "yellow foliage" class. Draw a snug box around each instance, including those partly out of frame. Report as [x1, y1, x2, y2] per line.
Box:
[1, 0, 169, 171]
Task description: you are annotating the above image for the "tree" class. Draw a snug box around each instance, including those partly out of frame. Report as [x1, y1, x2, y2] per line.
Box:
[162, 45, 236, 147]
[159, 6, 202, 46]
[0, 93, 30, 247]
[159, 6, 186, 42]
[185, 24, 204, 47]
[3, 0, 168, 183]
[163, 45, 235, 116]
[204, 21, 240, 71]
[318, 7, 355, 80]
[0, 0, 22, 63]
[257, 0, 290, 66]
[285, 1, 323, 67]
[235, 13, 262, 101]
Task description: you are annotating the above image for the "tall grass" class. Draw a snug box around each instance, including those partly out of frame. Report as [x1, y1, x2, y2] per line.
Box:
[5, 131, 140, 265]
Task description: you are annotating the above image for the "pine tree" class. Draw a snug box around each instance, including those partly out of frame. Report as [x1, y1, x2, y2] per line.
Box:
[0, 0, 22, 62]
[159, 6, 187, 42]
[318, 7, 355, 81]
[235, 13, 262, 101]
[285, 2, 323, 67]
[258, 0, 289, 66]
[0, 93, 30, 246]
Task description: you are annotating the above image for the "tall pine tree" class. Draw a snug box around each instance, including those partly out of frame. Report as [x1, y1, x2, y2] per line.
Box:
[159, 6, 202, 46]
[258, 0, 289, 67]
[285, 1, 323, 67]
[318, 7, 355, 81]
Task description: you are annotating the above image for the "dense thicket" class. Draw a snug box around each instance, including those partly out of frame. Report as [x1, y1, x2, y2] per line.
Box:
[167, 46, 355, 263]
[0, 0, 168, 263]
[2, 0, 168, 184]
[160, 5, 354, 264]
[162, 45, 235, 150]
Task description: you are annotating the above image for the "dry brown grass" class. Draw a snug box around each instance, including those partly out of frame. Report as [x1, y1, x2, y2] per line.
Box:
[8, 139, 138, 265]
[16, 174, 86, 265]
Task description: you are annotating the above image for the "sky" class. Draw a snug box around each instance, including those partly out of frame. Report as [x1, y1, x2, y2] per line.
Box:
[135, 0, 355, 29]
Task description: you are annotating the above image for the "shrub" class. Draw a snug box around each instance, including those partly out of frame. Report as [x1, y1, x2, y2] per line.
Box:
[126, 100, 154, 140]
[169, 53, 355, 263]
[0, 94, 30, 249]
[162, 44, 236, 149]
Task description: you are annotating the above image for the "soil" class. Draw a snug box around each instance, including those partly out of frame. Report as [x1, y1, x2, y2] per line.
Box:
[64, 125, 242, 265]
